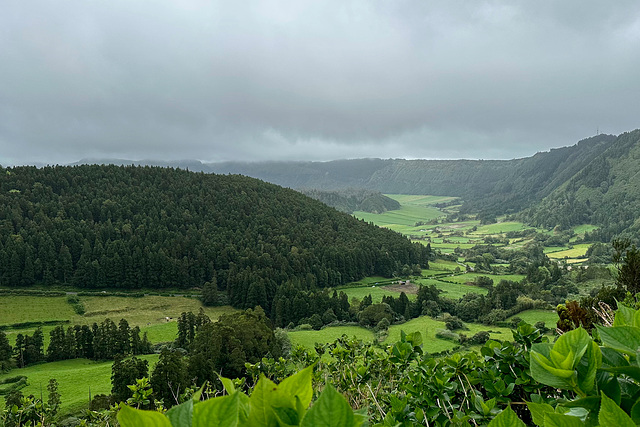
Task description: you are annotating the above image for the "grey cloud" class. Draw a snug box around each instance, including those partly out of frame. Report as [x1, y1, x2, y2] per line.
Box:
[1, 0, 640, 165]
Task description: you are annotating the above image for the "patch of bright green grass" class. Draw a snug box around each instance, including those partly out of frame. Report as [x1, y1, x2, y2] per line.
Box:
[354, 204, 444, 231]
[471, 222, 531, 235]
[339, 286, 414, 303]
[443, 273, 525, 285]
[386, 194, 459, 207]
[546, 244, 591, 259]
[573, 224, 599, 235]
[0, 354, 160, 415]
[543, 246, 569, 253]
[429, 243, 477, 251]
[384, 316, 512, 352]
[2, 295, 236, 345]
[508, 310, 558, 327]
[0, 296, 75, 326]
[288, 326, 375, 349]
[426, 260, 460, 272]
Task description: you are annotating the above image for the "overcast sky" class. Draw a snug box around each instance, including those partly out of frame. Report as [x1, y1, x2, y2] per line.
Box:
[2, 1, 640, 165]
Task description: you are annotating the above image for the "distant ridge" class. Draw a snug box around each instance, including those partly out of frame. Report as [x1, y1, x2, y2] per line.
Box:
[68, 129, 640, 236]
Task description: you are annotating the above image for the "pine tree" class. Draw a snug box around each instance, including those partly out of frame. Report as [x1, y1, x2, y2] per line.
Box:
[0, 330, 13, 371]
[201, 276, 218, 306]
[47, 378, 61, 413]
[111, 356, 149, 403]
[150, 349, 188, 407]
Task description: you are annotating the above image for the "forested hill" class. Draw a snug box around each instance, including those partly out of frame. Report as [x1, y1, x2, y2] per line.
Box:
[524, 129, 640, 239]
[299, 189, 400, 214]
[0, 165, 429, 312]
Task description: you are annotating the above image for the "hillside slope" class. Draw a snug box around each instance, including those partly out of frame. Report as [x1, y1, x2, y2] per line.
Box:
[0, 165, 429, 313]
[299, 189, 400, 214]
[208, 134, 617, 217]
[524, 129, 640, 239]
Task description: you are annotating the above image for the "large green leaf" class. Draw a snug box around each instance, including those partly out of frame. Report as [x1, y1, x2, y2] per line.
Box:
[613, 304, 636, 327]
[219, 376, 236, 395]
[526, 401, 554, 426]
[601, 347, 630, 368]
[552, 327, 592, 367]
[166, 400, 193, 427]
[543, 413, 584, 427]
[486, 406, 526, 427]
[300, 384, 360, 427]
[601, 366, 640, 383]
[117, 405, 173, 427]
[599, 391, 635, 427]
[247, 375, 280, 427]
[597, 325, 640, 355]
[576, 340, 602, 393]
[530, 350, 576, 390]
[278, 364, 314, 409]
[193, 392, 240, 427]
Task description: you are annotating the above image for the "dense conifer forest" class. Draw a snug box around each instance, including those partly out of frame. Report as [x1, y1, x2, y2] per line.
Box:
[0, 165, 429, 315]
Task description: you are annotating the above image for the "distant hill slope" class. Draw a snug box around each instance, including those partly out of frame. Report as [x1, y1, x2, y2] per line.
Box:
[0, 165, 429, 313]
[206, 134, 617, 217]
[524, 129, 640, 239]
[299, 189, 400, 214]
[71, 130, 640, 235]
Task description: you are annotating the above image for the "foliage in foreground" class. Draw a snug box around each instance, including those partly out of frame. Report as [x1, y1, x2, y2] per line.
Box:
[117, 365, 366, 427]
[8, 304, 640, 426]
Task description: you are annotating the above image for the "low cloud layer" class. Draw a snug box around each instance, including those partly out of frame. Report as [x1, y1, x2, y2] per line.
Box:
[2, 1, 640, 165]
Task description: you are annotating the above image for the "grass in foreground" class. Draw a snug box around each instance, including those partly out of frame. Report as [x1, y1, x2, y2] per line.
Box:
[0, 354, 160, 415]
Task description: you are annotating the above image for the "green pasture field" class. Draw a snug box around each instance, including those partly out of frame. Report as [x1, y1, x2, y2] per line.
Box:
[425, 260, 460, 272]
[546, 244, 591, 259]
[471, 221, 531, 235]
[343, 276, 390, 286]
[543, 246, 569, 254]
[0, 296, 75, 326]
[508, 310, 558, 327]
[338, 286, 415, 304]
[573, 224, 599, 235]
[432, 220, 481, 232]
[417, 278, 488, 299]
[79, 296, 234, 327]
[442, 273, 526, 285]
[288, 326, 375, 350]
[354, 204, 443, 232]
[2, 295, 236, 346]
[384, 316, 512, 353]
[0, 354, 160, 415]
[386, 195, 458, 207]
[427, 243, 476, 253]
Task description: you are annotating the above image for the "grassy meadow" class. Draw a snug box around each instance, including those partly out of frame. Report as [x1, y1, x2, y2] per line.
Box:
[0, 354, 160, 415]
[384, 316, 513, 353]
[289, 326, 375, 350]
[509, 309, 558, 327]
[2, 295, 236, 347]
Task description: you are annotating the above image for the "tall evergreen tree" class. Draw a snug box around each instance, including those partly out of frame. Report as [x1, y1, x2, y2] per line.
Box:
[111, 356, 149, 403]
[150, 349, 189, 407]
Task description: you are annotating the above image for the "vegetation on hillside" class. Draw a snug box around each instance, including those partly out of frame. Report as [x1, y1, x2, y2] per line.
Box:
[299, 188, 400, 214]
[0, 165, 429, 318]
